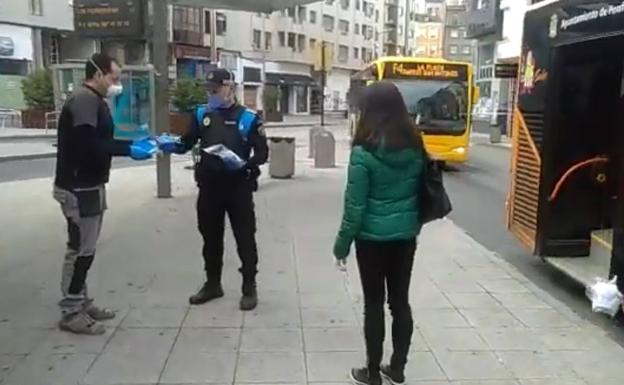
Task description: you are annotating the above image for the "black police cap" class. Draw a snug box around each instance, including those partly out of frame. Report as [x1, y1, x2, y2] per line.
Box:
[206, 68, 235, 85]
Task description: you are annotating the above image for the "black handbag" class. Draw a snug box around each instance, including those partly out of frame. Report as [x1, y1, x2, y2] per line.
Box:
[419, 154, 452, 224]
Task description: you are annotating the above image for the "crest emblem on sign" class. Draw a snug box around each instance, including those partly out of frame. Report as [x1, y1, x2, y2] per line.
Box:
[549, 14, 559, 38]
[203, 117, 211, 126]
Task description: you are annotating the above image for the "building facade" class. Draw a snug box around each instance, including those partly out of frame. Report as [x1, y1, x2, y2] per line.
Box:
[443, 0, 474, 62]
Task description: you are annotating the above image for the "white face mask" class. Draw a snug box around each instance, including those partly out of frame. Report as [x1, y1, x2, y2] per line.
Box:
[107, 84, 123, 98]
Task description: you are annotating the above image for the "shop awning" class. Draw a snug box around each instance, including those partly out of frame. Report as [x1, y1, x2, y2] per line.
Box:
[168, 0, 318, 13]
[266, 73, 317, 86]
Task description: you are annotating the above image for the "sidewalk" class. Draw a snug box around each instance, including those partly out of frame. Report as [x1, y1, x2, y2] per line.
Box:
[0, 127, 623, 385]
[0, 116, 346, 162]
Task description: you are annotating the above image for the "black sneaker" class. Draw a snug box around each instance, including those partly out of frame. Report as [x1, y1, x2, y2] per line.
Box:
[240, 283, 258, 311]
[349, 367, 381, 385]
[189, 282, 224, 305]
[381, 364, 405, 385]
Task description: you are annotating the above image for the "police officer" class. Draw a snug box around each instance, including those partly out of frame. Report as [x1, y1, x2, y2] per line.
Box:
[161, 68, 268, 311]
[54, 53, 157, 335]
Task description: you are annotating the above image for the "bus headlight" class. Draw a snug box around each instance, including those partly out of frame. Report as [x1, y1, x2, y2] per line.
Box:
[452, 147, 466, 155]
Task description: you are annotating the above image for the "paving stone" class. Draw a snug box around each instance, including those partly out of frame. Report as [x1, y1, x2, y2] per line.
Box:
[422, 327, 490, 352]
[496, 351, 572, 379]
[0, 328, 48, 355]
[479, 328, 547, 351]
[240, 328, 302, 352]
[244, 301, 301, 328]
[306, 352, 362, 382]
[0, 354, 26, 383]
[479, 279, 530, 294]
[173, 328, 240, 354]
[236, 352, 306, 383]
[161, 351, 237, 384]
[122, 306, 188, 328]
[34, 327, 114, 355]
[83, 328, 177, 385]
[446, 293, 504, 310]
[459, 309, 523, 328]
[557, 350, 624, 384]
[435, 351, 513, 381]
[6, 352, 96, 385]
[183, 299, 244, 328]
[302, 307, 359, 328]
[508, 309, 578, 329]
[452, 381, 520, 385]
[492, 293, 551, 309]
[304, 327, 363, 352]
[518, 379, 586, 385]
[404, 351, 448, 381]
[414, 309, 470, 328]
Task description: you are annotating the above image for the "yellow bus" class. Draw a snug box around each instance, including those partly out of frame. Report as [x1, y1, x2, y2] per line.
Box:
[348, 56, 478, 164]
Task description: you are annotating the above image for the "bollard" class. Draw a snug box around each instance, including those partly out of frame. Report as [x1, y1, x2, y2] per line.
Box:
[489, 124, 502, 144]
[308, 126, 322, 159]
[314, 129, 336, 169]
[268, 137, 296, 179]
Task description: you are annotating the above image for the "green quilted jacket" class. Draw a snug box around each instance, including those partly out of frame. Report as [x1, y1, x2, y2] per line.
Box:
[333, 145, 425, 259]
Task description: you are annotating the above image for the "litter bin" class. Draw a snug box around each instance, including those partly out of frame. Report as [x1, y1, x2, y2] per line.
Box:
[268, 137, 296, 179]
[314, 129, 335, 169]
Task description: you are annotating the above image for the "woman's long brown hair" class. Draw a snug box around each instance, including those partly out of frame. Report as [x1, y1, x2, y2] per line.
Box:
[352, 81, 424, 152]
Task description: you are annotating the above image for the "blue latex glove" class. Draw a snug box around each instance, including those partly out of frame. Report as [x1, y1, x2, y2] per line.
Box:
[156, 133, 185, 154]
[203, 144, 246, 171]
[130, 137, 158, 160]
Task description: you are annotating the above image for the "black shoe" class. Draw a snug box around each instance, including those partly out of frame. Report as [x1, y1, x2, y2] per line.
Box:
[381, 364, 405, 385]
[189, 282, 224, 305]
[239, 283, 258, 311]
[349, 367, 381, 385]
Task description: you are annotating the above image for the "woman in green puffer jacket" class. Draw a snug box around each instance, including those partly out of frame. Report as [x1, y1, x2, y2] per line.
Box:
[334, 81, 425, 385]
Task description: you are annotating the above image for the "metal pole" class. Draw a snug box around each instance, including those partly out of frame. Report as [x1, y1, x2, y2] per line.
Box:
[404, 0, 410, 55]
[321, 41, 326, 127]
[154, 0, 172, 198]
[210, 10, 218, 63]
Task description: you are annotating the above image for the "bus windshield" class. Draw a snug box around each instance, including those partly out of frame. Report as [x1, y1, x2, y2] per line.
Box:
[390, 79, 469, 135]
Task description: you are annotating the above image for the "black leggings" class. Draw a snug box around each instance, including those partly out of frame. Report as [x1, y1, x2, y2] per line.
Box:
[355, 238, 416, 374]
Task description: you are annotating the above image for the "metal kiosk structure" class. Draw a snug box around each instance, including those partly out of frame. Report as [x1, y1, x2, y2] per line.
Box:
[507, 0, 624, 285]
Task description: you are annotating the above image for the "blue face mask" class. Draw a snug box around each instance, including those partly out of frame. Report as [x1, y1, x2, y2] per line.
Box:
[208, 94, 234, 110]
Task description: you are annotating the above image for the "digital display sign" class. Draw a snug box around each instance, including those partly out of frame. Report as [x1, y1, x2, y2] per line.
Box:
[74, 0, 144, 37]
[384, 62, 468, 81]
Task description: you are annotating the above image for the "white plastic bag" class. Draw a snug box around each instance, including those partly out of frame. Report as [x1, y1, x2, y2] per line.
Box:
[586, 276, 623, 318]
[202, 144, 246, 171]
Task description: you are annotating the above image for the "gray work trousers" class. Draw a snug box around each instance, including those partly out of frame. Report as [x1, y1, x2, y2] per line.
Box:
[53, 185, 106, 316]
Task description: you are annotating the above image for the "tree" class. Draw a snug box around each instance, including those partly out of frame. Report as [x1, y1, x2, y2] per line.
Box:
[21, 70, 54, 111]
[171, 79, 206, 112]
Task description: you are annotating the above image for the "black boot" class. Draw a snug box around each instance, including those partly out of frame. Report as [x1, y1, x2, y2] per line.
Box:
[189, 281, 224, 305]
[380, 364, 406, 385]
[349, 367, 381, 385]
[240, 280, 258, 311]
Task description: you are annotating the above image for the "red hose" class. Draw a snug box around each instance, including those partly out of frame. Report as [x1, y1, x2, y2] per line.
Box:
[548, 156, 609, 202]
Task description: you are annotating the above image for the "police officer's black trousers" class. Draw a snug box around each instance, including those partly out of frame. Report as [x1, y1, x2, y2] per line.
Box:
[610, 227, 624, 294]
[197, 176, 258, 284]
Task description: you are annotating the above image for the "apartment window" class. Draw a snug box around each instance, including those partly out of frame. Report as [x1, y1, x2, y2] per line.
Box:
[341, 0, 350, 10]
[326, 0, 335, 5]
[323, 15, 335, 32]
[278, 31, 286, 47]
[416, 46, 426, 54]
[450, 45, 459, 55]
[364, 25, 373, 40]
[298, 34, 306, 52]
[310, 10, 318, 23]
[310, 38, 317, 50]
[462, 45, 471, 55]
[339, 20, 349, 35]
[29, 0, 43, 16]
[428, 28, 438, 39]
[398, 26, 404, 36]
[450, 29, 459, 39]
[288, 32, 296, 50]
[356, 0, 361, 11]
[204, 11, 211, 33]
[338, 45, 349, 63]
[253, 29, 262, 49]
[375, 9, 380, 22]
[364, 1, 374, 18]
[265, 32, 273, 50]
[409, 29, 414, 38]
[354, 47, 359, 59]
[287, 7, 296, 18]
[462, 30, 468, 38]
[216, 12, 227, 35]
[297, 6, 307, 23]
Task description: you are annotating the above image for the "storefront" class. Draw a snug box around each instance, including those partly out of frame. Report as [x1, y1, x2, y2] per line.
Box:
[265, 72, 315, 115]
[507, 1, 624, 282]
[172, 44, 212, 79]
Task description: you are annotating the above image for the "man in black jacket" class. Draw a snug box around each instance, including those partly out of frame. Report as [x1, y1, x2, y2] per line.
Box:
[54, 53, 156, 335]
[161, 68, 268, 311]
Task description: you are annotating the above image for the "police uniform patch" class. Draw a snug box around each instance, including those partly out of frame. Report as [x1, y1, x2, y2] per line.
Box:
[203, 116, 211, 126]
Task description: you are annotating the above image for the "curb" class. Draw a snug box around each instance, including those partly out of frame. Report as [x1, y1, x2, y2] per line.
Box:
[0, 134, 56, 142]
[0, 152, 57, 163]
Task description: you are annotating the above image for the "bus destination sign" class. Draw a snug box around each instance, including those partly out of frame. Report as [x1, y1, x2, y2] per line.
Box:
[384, 62, 468, 81]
